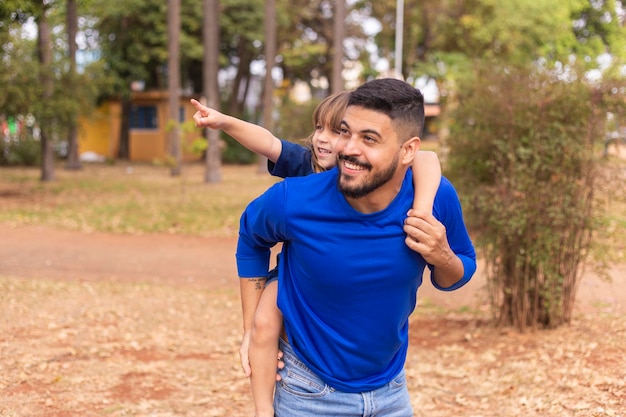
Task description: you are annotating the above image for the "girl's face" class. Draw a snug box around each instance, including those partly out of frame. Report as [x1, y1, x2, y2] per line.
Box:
[312, 121, 342, 170]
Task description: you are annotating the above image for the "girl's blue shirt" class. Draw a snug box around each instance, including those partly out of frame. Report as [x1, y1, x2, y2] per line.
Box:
[267, 139, 314, 178]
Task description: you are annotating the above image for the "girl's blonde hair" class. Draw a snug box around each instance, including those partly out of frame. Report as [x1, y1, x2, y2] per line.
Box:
[304, 90, 351, 173]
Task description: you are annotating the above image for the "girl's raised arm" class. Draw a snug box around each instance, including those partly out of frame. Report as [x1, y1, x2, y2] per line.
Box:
[191, 99, 282, 163]
[411, 150, 441, 214]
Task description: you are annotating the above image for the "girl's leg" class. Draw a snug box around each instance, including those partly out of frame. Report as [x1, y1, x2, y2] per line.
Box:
[249, 280, 282, 417]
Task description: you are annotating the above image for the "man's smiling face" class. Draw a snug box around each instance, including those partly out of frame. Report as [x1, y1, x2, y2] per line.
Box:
[335, 105, 403, 200]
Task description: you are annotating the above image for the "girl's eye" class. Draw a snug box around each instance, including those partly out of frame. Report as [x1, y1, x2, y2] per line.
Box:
[315, 124, 323, 131]
[332, 128, 341, 135]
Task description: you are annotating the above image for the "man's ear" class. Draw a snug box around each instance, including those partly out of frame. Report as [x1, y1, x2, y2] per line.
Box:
[401, 136, 421, 165]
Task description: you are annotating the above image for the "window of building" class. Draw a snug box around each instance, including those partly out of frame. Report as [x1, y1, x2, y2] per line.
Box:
[130, 105, 158, 129]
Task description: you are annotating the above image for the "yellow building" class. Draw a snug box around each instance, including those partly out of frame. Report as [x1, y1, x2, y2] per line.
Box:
[78, 91, 202, 162]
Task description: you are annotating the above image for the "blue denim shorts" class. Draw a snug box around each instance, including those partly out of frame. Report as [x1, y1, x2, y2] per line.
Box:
[266, 253, 280, 285]
[275, 338, 413, 417]
[266, 266, 278, 286]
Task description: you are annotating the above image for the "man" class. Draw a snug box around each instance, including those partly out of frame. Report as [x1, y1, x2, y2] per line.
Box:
[237, 78, 476, 416]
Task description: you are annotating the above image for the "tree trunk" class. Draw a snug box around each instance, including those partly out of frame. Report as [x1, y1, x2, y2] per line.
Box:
[37, 6, 55, 181]
[168, 0, 181, 176]
[65, 0, 82, 170]
[118, 97, 131, 160]
[259, 0, 276, 173]
[227, 46, 252, 117]
[331, 0, 345, 94]
[203, 0, 222, 183]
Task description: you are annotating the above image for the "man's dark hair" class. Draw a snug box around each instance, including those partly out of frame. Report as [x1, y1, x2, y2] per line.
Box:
[348, 78, 425, 140]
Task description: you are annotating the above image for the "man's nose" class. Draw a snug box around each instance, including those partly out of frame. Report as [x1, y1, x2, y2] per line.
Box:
[339, 134, 359, 155]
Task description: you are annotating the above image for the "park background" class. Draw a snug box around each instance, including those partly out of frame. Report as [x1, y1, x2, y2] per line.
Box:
[1, 0, 626, 415]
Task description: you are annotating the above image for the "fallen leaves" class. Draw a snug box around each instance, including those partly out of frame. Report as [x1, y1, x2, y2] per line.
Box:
[1, 277, 624, 416]
[406, 312, 626, 417]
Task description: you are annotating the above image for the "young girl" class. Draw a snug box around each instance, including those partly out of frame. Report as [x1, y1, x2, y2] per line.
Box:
[191, 92, 441, 417]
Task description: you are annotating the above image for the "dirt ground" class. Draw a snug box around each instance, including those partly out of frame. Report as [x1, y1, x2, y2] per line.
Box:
[1, 222, 625, 417]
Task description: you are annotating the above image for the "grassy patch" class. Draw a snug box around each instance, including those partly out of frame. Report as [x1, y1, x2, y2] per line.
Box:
[0, 162, 279, 237]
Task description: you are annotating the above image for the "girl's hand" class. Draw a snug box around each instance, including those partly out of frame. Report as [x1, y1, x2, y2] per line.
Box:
[190, 98, 223, 129]
[239, 331, 252, 377]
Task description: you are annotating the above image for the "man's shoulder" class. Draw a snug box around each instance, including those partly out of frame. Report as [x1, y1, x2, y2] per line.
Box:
[437, 176, 458, 195]
[278, 168, 338, 201]
[256, 169, 338, 218]
[283, 167, 337, 184]
[433, 176, 461, 205]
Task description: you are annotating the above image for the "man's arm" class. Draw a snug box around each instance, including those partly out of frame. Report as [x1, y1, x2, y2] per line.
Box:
[411, 151, 441, 214]
[191, 99, 283, 163]
[239, 277, 267, 377]
[403, 211, 465, 288]
[236, 182, 287, 374]
[403, 178, 476, 290]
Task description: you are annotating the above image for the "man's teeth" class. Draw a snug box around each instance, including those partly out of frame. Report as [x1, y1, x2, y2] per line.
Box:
[345, 161, 364, 171]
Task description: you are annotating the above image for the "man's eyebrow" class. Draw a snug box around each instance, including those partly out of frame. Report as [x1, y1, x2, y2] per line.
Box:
[340, 120, 382, 138]
[361, 129, 382, 138]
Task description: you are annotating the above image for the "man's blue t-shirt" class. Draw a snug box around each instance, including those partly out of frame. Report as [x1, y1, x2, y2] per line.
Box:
[237, 168, 476, 393]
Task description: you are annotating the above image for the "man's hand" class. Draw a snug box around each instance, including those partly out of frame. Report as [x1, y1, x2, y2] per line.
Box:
[404, 209, 464, 288]
[403, 209, 453, 265]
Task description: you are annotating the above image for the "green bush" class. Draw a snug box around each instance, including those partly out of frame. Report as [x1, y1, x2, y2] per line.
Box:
[446, 64, 623, 330]
[275, 98, 318, 142]
[221, 133, 257, 164]
[1, 135, 41, 166]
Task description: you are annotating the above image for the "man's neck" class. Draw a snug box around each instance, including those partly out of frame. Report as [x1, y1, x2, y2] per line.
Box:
[344, 178, 405, 214]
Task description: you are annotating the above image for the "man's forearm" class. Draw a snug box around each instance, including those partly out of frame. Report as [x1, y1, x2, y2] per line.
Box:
[240, 277, 267, 331]
[431, 251, 465, 289]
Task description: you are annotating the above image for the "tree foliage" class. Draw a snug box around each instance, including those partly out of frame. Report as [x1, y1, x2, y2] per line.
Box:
[90, 0, 169, 92]
[275, 0, 365, 94]
[0, 0, 99, 171]
[358, 0, 625, 85]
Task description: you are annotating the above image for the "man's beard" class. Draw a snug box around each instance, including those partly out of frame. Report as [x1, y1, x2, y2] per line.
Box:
[337, 153, 399, 199]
